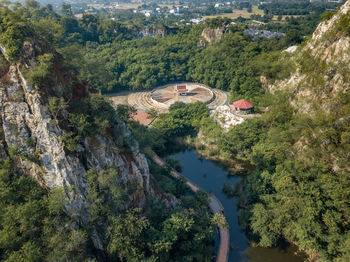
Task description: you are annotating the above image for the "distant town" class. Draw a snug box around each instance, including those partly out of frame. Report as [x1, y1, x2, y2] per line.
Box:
[31, 0, 341, 27]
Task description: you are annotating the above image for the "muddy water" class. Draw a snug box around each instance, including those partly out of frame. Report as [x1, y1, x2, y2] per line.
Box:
[169, 149, 306, 262]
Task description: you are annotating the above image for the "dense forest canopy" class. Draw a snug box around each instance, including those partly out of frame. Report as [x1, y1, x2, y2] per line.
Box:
[0, 0, 349, 261]
[1, 0, 323, 104]
[0, 2, 218, 261]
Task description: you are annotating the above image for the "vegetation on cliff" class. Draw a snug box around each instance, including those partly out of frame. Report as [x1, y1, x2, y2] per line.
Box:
[0, 3, 217, 262]
[1, 0, 349, 261]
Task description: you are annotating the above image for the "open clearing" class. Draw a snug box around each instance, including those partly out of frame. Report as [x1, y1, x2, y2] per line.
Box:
[107, 83, 229, 112]
[203, 6, 264, 19]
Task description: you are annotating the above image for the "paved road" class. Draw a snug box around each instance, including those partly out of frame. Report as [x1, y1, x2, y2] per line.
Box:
[150, 150, 230, 262]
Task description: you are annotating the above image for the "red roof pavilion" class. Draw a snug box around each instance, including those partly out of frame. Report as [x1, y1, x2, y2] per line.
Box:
[233, 99, 253, 110]
[175, 84, 188, 92]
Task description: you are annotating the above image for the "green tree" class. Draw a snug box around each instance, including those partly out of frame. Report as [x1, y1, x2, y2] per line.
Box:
[107, 209, 150, 261]
[47, 97, 68, 121]
[26, 53, 54, 85]
[61, 4, 72, 17]
[25, 0, 39, 9]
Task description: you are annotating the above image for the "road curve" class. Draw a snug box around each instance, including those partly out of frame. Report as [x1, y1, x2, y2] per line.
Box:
[149, 150, 230, 262]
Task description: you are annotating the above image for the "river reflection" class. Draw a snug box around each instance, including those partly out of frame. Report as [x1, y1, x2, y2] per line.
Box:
[168, 149, 306, 262]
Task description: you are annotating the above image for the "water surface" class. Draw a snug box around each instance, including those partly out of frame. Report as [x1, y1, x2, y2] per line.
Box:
[169, 149, 305, 262]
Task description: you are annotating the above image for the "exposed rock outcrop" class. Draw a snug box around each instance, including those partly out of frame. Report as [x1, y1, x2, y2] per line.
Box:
[266, 0, 350, 175]
[0, 38, 178, 250]
[270, 0, 350, 115]
[131, 25, 177, 38]
[211, 105, 244, 132]
[201, 27, 228, 44]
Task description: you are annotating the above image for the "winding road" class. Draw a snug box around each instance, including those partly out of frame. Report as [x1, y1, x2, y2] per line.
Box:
[149, 150, 230, 262]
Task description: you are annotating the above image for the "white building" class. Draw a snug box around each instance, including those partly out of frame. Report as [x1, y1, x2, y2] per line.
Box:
[215, 3, 225, 8]
[140, 10, 153, 16]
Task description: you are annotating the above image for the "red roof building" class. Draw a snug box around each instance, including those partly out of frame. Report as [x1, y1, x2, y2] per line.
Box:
[233, 99, 253, 113]
[175, 84, 188, 93]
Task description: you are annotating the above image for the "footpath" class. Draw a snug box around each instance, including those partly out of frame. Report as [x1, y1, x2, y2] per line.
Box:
[149, 150, 229, 262]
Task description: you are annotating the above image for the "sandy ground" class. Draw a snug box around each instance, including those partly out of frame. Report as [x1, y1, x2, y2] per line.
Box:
[107, 83, 229, 112]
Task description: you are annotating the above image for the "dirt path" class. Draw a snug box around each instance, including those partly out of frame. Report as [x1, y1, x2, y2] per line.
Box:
[208, 89, 229, 109]
[149, 150, 229, 262]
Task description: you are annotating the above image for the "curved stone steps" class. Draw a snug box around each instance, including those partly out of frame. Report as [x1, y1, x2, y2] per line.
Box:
[208, 89, 229, 108]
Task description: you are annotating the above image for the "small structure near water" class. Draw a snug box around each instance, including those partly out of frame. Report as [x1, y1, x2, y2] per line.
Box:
[233, 99, 253, 114]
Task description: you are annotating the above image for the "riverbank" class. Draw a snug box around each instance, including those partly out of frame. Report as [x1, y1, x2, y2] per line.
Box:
[163, 149, 306, 262]
[149, 149, 230, 262]
[172, 135, 254, 175]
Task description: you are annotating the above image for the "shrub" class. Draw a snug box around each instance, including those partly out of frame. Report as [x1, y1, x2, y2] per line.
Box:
[26, 53, 54, 86]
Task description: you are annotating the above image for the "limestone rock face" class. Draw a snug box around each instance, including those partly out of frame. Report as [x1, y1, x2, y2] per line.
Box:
[201, 27, 227, 43]
[0, 39, 178, 250]
[270, 0, 350, 114]
[131, 26, 176, 38]
[210, 105, 244, 132]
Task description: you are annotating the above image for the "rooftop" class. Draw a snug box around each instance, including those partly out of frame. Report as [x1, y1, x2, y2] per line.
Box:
[175, 84, 188, 92]
[233, 99, 253, 109]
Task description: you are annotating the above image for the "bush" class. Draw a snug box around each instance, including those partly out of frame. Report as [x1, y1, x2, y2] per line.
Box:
[0, 8, 34, 62]
[26, 53, 54, 85]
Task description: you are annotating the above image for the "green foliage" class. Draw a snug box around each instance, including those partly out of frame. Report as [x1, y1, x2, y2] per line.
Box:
[68, 113, 91, 136]
[217, 117, 266, 159]
[231, 90, 350, 261]
[0, 8, 33, 62]
[60, 131, 80, 152]
[0, 158, 88, 261]
[116, 104, 137, 122]
[67, 94, 117, 141]
[129, 121, 166, 151]
[332, 11, 350, 37]
[107, 208, 150, 261]
[0, 53, 9, 75]
[26, 53, 54, 86]
[152, 102, 210, 138]
[25, 0, 39, 10]
[86, 168, 127, 225]
[222, 182, 238, 198]
[47, 96, 68, 120]
[165, 158, 182, 172]
[32, 19, 63, 46]
[321, 10, 336, 21]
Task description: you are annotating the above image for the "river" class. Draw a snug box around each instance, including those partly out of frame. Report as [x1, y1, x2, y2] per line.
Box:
[168, 149, 306, 262]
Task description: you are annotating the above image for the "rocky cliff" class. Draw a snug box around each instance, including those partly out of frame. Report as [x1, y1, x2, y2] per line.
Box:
[0, 38, 177, 250]
[271, 0, 350, 115]
[201, 27, 227, 43]
[267, 0, 350, 174]
[131, 25, 177, 38]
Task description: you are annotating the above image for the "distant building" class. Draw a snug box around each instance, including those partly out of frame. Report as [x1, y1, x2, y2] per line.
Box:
[244, 29, 285, 40]
[175, 84, 189, 96]
[233, 99, 253, 113]
[190, 18, 205, 24]
[215, 3, 225, 8]
[140, 10, 153, 17]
